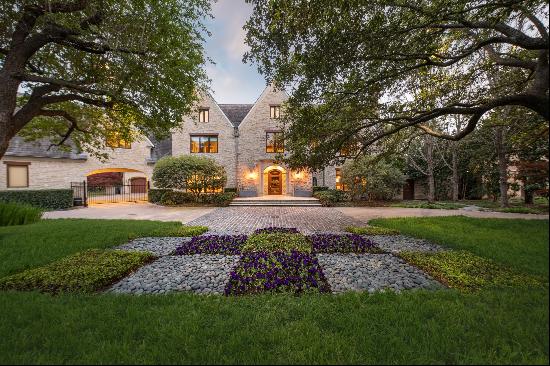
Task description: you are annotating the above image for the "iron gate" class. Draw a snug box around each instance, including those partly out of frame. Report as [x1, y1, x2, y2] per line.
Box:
[71, 181, 148, 205]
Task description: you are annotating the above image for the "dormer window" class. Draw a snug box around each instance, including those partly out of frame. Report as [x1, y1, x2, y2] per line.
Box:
[199, 108, 209, 123]
[270, 105, 281, 119]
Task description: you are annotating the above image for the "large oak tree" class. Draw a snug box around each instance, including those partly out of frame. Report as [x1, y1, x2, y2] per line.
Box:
[0, 0, 211, 159]
[244, 0, 549, 169]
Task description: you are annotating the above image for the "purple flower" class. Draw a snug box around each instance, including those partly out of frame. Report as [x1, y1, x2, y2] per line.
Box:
[174, 235, 247, 255]
[253, 227, 300, 235]
[309, 233, 381, 253]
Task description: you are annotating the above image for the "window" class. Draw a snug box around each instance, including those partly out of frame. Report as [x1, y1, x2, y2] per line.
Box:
[199, 108, 209, 123]
[335, 168, 348, 191]
[266, 132, 284, 153]
[190, 135, 218, 153]
[5, 162, 29, 188]
[270, 105, 281, 119]
[106, 134, 131, 149]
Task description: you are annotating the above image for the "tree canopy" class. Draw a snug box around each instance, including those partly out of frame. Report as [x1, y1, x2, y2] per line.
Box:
[244, 0, 549, 169]
[0, 0, 211, 159]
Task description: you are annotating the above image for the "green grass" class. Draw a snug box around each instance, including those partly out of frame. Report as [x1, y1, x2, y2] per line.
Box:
[391, 201, 466, 210]
[0, 289, 547, 364]
[0, 218, 548, 363]
[0, 202, 43, 226]
[496, 206, 544, 214]
[399, 250, 547, 292]
[345, 225, 400, 235]
[0, 249, 154, 294]
[371, 216, 549, 277]
[0, 219, 180, 278]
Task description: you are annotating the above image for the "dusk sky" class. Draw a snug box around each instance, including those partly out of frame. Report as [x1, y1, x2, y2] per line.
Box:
[203, 0, 266, 104]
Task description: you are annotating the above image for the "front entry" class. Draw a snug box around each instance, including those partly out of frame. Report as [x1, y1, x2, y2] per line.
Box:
[268, 170, 282, 195]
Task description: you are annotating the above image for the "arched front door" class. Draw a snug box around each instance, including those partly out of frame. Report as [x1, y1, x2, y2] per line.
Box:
[268, 170, 282, 195]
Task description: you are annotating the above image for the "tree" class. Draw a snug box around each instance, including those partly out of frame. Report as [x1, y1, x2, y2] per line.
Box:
[342, 156, 405, 201]
[244, 0, 549, 169]
[0, 0, 211, 159]
[152, 155, 227, 198]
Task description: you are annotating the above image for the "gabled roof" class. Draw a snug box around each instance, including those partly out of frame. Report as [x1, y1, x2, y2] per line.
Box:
[5, 136, 87, 160]
[218, 104, 254, 127]
[148, 135, 172, 161]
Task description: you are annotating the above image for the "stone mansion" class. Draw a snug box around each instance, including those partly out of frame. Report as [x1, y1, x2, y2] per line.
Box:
[1, 85, 350, 197]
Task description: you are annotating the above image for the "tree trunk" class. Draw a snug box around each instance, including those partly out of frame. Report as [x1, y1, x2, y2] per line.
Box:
[451, 147, 459, 201]
[494, 126, 509, 208]
[425, 135, 435, 203]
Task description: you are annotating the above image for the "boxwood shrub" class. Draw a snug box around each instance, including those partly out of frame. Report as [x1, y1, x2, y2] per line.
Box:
[148, 188, 171, 204]
[313, 189, 349, 206]
[149, 189, 236, 207]
[312, 186, 329, 193]
[0, 189, 73, 210]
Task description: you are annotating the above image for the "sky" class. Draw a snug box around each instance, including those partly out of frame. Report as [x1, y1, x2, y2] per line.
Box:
[203, 0, 266, 104]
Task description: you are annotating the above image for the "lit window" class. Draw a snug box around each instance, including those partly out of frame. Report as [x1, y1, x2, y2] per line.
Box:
[266, 132, 284, 153]
[335, 168, 348, 191]
[106, 134, 131, 149]
[270, 105, 281, 119]
[199, 108, 209, 123]
[190, 135, 218, 153]
[6, 163, 29, 188]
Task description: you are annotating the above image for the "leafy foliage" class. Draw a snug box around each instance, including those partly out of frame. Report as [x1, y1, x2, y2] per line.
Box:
[0, 249, 154, 294]
[1, 1, 211, 158]
[342, 157, 405, 201]
[345, 226, 400, 236]
[253, 227, 300, 234]
[309, 233, 382, 253]
[391, 201, 465, 210]
[0, 189, 73, 210]
[313, 189, 348, 206]
[152, 155, 227, 197]
[0, 202, 42, 226]
[399, 250, 547, 292]
[174, 235, 247, 255]
[243, 233, 312, 253]
[150, 225, 208, 238]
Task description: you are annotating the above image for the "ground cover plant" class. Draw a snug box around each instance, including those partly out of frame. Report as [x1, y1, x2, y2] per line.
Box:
[242, 233, 311, 253]
[253, 227, 300, 234]
[345, 226, 400, 236]
[150, 225, 208, 237]
[224, 251, 330, 296]
[174, 235, 247, 255]
[0, 219, 181, 278]
[390, 201, 466, 210]
[309, 233, 383, 253]
[371, 217, 549, 277]
[399, 250, 547, 292]
[0, 249, 154, 294]
[0, 202, 42, 226]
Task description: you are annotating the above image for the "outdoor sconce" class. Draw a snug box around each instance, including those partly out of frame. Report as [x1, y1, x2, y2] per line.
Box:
[247, 170, 257, 180]
[293, 171, 303, 179]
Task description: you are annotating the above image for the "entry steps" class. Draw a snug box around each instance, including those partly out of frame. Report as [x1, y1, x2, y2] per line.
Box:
[229, 198, 322, 207]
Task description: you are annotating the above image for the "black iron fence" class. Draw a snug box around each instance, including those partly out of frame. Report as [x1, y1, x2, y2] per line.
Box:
[71, 181, 148, 206]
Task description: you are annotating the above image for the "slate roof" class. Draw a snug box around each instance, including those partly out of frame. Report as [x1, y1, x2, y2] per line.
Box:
[148, 135, 172, 162]
[218, 104, 253, 127]
[5, 136, 87, 160]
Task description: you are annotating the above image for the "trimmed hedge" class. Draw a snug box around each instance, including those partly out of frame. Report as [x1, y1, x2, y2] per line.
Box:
[312, 186, 329, 193]
[148, 189, 236, 207]
[313, 189, 349, 206]
[224, 187, 237, 193]
[0, 189, 73, 210]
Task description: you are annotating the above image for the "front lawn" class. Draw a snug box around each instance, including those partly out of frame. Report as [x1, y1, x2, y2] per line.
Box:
[0, 217, 548, 364]
[371, 216, 549, 277]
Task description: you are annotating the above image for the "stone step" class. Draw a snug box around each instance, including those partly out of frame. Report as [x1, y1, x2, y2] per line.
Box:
[229, 200, 322, 207]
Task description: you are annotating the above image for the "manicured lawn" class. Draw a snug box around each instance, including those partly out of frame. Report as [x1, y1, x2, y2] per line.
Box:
[0, 219, 180, 278]
[0, 217, 548, 364]
[371, 216, 549, 277]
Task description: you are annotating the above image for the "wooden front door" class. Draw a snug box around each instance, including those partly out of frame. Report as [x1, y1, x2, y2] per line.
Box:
[130, 177, 147, 193]
[268, 170, 282, 195]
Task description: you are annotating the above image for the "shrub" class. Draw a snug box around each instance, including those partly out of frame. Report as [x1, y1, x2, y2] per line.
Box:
[175, 235, 247, 255]
[0, 189, 73, 210]
[313, 189, 348, 206]
[309, 233, 383, 253]
[153, 155, 227, 198]
[312, 186, 329, 193]
[224, 251, 331, 295]
[160, 190, 195, 205]
[243, 233, 312, 253]
[151, 225, 208, 237]
[345, 226, 400, 235]
[148, 188, 171, 204]
[0, 202, 43, 226]
[342, 157, 405, 201]
[399, 250, 547, 292]
[224, 187, 237, 193]
[210, 192, 237, 206]
[0, 249, 154, 294]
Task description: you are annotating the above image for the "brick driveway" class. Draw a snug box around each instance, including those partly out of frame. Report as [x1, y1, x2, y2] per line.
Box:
[187, 207, 365, 234]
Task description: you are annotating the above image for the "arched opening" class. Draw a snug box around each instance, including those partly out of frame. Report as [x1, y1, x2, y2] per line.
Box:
[263, 165, 287, 195]
[85, 168, 148, 204]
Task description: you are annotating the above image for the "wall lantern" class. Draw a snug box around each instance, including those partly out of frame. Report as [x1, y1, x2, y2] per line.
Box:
[293, 170, 303, 179]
